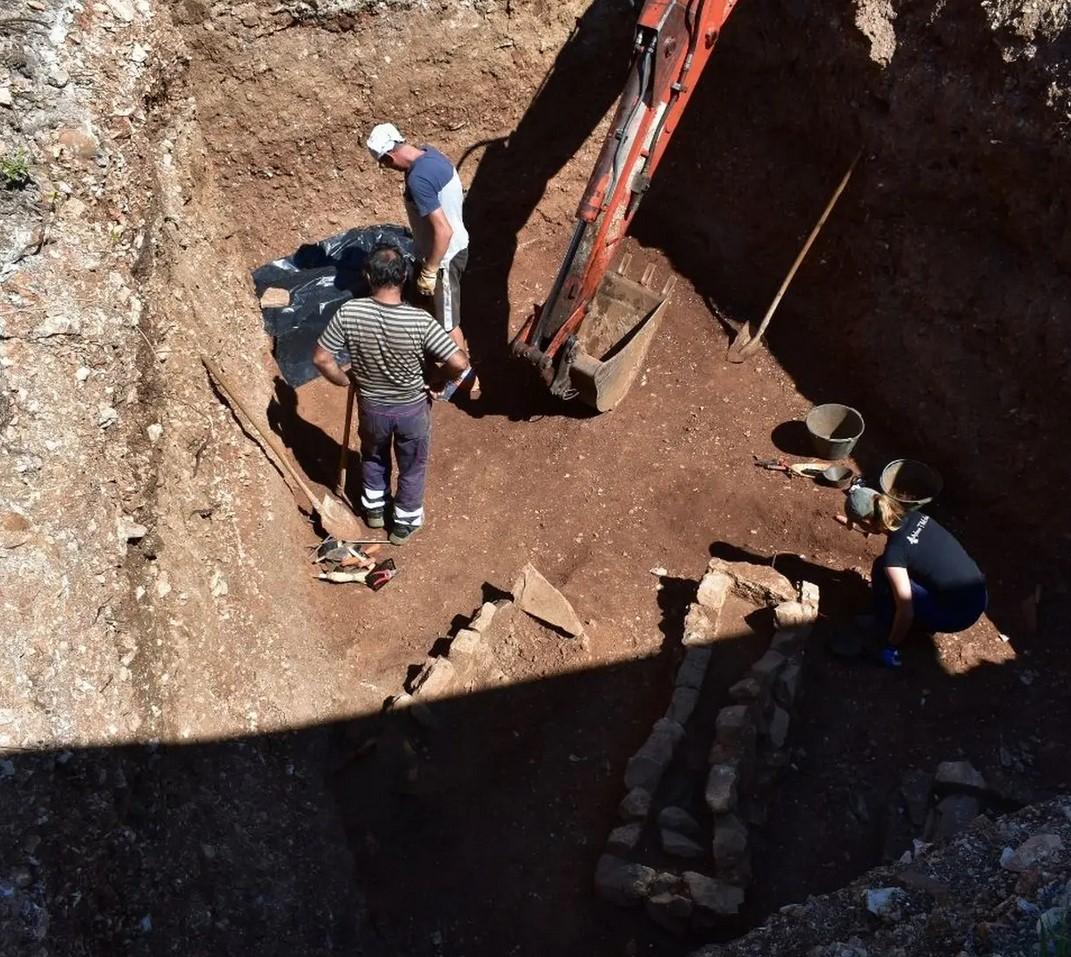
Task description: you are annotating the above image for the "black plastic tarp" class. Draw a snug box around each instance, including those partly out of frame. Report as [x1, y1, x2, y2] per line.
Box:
[252, 224, 416, 387]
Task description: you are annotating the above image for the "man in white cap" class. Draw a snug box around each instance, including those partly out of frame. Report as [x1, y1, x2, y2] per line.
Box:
[366, 122, 476, 399]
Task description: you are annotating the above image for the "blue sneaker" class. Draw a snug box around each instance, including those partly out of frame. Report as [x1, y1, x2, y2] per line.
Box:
[877, 645, 903, 669]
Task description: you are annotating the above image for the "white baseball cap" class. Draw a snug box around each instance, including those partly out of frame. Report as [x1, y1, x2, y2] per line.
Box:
[366, 122, 405, 161]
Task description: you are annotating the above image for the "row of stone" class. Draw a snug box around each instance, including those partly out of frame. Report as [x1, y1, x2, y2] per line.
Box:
[704, 610, 813, 889]
[387, 563, 585, 719]
[594, 557, 816, 933]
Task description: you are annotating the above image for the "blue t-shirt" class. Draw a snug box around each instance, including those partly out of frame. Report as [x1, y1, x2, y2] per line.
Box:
[403, 147, 469, 263]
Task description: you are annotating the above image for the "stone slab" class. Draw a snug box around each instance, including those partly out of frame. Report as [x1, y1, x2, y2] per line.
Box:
[707, 557, 796, 606]
[512, 563, 583, 636]
[410, 656, 457, 700]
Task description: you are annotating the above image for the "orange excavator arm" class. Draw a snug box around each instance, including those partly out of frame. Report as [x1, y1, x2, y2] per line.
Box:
[512, 0, 740, 409]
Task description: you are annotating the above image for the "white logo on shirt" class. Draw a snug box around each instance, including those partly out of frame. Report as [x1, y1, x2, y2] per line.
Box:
[906, 514, 929, 545]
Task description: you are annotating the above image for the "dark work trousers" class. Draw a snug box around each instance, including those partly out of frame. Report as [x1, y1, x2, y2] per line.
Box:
[871, 554, 988, 634]
[357, 400, 431, 527]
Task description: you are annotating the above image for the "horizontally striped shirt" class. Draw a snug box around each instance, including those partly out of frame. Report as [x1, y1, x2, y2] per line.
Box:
[318, 297, 458, 408]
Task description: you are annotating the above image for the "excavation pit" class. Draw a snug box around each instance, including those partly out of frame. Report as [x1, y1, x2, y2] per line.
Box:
[12, 0, 1060, 952]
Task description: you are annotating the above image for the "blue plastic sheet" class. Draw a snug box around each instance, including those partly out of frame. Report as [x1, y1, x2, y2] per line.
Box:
[252, 224, 416, 387]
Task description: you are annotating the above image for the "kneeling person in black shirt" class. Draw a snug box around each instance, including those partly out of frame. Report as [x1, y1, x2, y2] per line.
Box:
[845, 487, 988, 666]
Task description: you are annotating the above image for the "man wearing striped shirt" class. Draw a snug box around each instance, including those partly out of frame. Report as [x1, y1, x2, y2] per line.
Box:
[312, 243, 468, 544]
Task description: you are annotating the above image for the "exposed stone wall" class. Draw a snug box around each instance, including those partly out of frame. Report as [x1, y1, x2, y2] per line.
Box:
[595, 557, 817, 935]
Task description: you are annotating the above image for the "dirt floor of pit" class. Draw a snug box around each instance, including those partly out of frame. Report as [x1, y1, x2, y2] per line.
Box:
[60, 0, 1069, 953]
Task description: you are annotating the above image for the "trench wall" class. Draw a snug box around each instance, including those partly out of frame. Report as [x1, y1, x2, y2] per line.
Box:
[633, 0, 1071, 567]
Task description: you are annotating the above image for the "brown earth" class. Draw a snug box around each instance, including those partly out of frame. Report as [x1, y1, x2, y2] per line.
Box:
[1, 0, 1069, 954]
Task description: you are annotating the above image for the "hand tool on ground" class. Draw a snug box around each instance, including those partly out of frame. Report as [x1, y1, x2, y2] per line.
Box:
[202, 357, 367, 543]
[728, 151, 862, 363]
[788, 461, 834, 477]
[753, 456, 792, 473]
[336, 379, 356, 500]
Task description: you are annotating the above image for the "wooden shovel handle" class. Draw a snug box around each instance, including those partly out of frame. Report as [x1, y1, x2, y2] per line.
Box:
[336, 380, 356, 496]
[202, 358, 320, 507]
[737, 151, 862, 357]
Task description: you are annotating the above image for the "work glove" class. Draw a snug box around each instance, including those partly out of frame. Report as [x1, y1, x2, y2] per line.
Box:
[416, 265, 439, 297]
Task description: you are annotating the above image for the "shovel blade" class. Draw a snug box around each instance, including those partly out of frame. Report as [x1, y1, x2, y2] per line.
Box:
[569, 270, 669, 412]
[318, 492, 367, 543]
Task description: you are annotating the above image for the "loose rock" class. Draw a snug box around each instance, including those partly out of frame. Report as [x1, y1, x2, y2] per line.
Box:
[682, 602, 719, 647]
[713, 813, 748, 867]
[766, 705, 790, 749]
[774, 661, 802, 707]
[666, 685, 700, 725]
[619, 787, 652, 821]
[705, 763, 739, 814]
[675, 647, 713, 690]
[729, 675, 762, 703]
[934, 759, 987, 796]
[607, 822, 643, 854]
[864, 886, 907, 920]
[930, 794, 981, 842]
[750, 649, 786, 685]
[715, 705, 757, 749]
[658, 806, 701, 837]
[1001, 833, 1064, 872]
[707, 557, 796, 606]
[624, 719, 685, 792]
[594, 854, 656, 906]
[469, 601, 499, 634]
[661, 829, 704, 859]
[684, 871, 745, 917]
[410, 657, 457, 700]
[645, 891, 693, 935]
[697, 568, 732, 613]
[512, 563, 583, 636]
[774, 600, 819, 630]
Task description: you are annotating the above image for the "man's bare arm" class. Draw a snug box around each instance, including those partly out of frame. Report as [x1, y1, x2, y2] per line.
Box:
[313, 344, 350, 388]
[425, 208, 454, 270]
[442, 348, 469, 380]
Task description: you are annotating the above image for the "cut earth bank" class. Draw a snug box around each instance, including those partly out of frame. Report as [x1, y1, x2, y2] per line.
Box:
[0, 0, 1069, 953]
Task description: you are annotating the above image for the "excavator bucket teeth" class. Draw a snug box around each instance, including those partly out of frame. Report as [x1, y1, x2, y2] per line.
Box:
[569, 270, 670, 412]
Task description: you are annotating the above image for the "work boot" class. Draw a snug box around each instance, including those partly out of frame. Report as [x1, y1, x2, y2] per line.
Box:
[364, 507, 385, 529]
[389, 522, 420, 546]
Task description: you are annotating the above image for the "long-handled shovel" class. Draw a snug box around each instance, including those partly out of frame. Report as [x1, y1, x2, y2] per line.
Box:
[202, 358, 367, 543]
[727, 151, 862, 363]
[336, 380, 356, 500]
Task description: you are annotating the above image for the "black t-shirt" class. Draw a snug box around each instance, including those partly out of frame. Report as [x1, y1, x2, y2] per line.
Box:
[883, 513, 985, 593]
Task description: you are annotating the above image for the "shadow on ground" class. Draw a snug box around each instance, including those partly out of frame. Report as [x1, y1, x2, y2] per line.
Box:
[4, 551, 1068, 956]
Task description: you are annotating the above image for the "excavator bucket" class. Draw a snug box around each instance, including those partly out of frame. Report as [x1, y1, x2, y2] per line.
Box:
[568, 265, 674, 412]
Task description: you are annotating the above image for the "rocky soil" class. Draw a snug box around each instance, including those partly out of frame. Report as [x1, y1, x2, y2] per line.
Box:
[694, 798, 1071, 957]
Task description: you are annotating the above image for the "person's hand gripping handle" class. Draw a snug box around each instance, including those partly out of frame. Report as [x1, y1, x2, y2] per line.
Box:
[417, 263, 438, 297]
